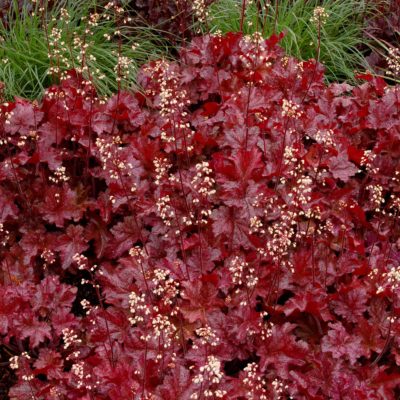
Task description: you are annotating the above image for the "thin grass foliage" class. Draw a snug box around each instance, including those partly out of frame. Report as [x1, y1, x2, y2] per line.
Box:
[207, 0, 375, 82]
[0, 0, 171, 100]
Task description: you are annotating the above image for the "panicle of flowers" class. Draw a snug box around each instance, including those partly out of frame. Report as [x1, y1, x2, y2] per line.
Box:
[310, 6, 329, 26]
[156, 195, 175, 227]
[104, 1, 118, 14]
[158, 65, 190, 118]
[228, 256, 258, 296]
[258, 158, 312, 262]
[71, 11, 103, 83]
[73, 253, 89, 270]
[385, 47, 400, 77]
[194, 325, 220, 347]
[96, 136, 133, 181]
[80, 299, 91, 314]
[249, 31, 264, 45]
[114, 55, 132, 84]
[359, 150, 378, 173]
[298, 206, 324, 235]
[245, 266, 259, 290]
[242, 362, 267, 400]
[283, 144, 299, 166]
[3, 109, 13, 125]
[22, 374, 34, 382]
[154, 157, 171, 185]
[16, 133, 28, 148]
[239, 35, 272, 68]
[60, 7, 71, 23]
[87, 11, 101, 29]
[49, 166, 70, 184]
[272, 378, 290, 399]
[389, 191, 400, 215]
[191, 161, 215, 225]
[47, 16, 70, 77]
[197, 208, 212, 225]
[144, 60, 194, 146]
[260, 207, 297, 264]
[142, 59, 169, 96]
[289, 175, 313, 207]
[229, 255, 246, 286]
[192, 0, 209, 24]
[366, 184, 385, 212]
[151, 313, 177, 349]
[9, 355, 19, 370]
[282, 99, 302, 118]
[182, 211, 196, 227]
[128, 291, 151, 325]
[281, 56, 290, 68]
[210, 29, 223, 38]
[376, 265, 400, 294]
[152, 268, 180, 307]
[191, 161, 216, 197]
[0, 222, 10, 246]
[390, 170, 400, 185]
[251, 193, 264, 208]
[14, 351, 32, 381]
[249, 215, 265, 234]
[40, 248, 56, 265]
[96, 137, 113, 169]
[71, 361, 91, 389]
[62, 328, 82, 350]
[314, 129, 334, 148]
[129, 245, 147, 260]
[160, 128, 175, 143]
[72, 33, 89, 77]
[0, 133, 9, 146]
[191, 356, 226, 399]
[386, 266, 400, 291]
[258, 311, 274, 340]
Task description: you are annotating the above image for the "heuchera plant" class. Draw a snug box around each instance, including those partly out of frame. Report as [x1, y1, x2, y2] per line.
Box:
[1, 32, 400, 399]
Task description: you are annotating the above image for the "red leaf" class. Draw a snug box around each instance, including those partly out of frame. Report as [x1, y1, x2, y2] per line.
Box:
[282, 288, 333, 322]
[18, 315, 52, 348]
[105, 216, 142, 258]
[347, 145, 365, 165]
[55, 225, 88, 269]
[41, 185, 84, 227]
[202, 102, 220, 116]
[327, 147, 358, 182]
[211, 206, 253, 249]
[33, 349, 64, 379]
[5, 100, 43, 135]
[321, 322, 365, 365]
[181, 280, 223, 323]
[32, 276, 77, 313]
[258, 323, 309, 379]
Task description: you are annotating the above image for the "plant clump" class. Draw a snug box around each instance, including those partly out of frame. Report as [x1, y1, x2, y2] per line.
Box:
[0, 32, 400, 399]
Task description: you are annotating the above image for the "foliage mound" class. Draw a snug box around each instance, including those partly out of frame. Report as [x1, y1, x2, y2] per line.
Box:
[1, 32, 400, 399]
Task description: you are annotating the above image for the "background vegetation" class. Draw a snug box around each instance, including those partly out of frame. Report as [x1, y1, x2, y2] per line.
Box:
[0, 0, 398, 98]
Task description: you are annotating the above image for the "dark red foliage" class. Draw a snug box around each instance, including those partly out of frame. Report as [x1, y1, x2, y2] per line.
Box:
[1, 32, 400, 399]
